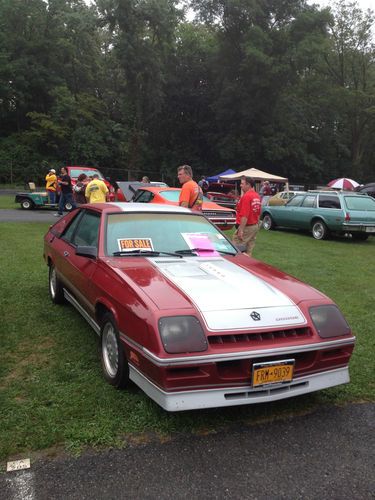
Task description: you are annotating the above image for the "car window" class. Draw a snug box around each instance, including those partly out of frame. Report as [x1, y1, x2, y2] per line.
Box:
[318, 195, 341, 209]
[344, 196, 375, 211]
[70, 211, 100, 247]
[69, 169, 104, 179]
[133, 190, 154, 203]
[158, 190, 181, 202]
[61, 211, 84, 242]
[286, 195, 305, 207]
[302, 195, 316, 208]
[106, 213, 236, 255]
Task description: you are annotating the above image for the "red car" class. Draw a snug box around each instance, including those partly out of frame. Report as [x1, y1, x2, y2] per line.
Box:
[131, 186, 236, 231]
[64, 166, 116, 201]
[44, 203, 355, 412]
[205, 182, 240, 210]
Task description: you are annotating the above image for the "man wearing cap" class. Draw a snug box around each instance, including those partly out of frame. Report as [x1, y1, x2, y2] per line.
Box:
[45, 169, 57, 204]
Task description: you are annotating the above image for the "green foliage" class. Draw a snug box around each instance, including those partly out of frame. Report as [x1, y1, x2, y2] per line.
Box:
[0, 0, 374, 184]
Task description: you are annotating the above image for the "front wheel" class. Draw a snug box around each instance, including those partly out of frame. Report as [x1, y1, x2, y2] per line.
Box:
[64, 201, 73, 211]
[312, 220, 329, 240]
[262, 214, 275, 231]
[49, 264, 65, 304]
[21, 198, 34, 210]
[100, 313, 129, 389]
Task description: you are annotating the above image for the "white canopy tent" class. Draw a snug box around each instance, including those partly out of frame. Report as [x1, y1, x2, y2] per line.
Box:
[220, 167, 288, 184]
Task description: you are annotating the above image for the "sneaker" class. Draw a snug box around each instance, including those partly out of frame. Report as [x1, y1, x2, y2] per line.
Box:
[54, 213, 62, 217]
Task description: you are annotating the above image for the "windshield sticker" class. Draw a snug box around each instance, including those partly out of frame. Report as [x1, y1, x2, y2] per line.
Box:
[181, 233, 219, 256]
[117, 238, 154, 252]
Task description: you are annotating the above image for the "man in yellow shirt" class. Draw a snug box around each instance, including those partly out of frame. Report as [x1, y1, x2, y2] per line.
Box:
[45, 168, 57, 204]
[85, 174, 109, 203]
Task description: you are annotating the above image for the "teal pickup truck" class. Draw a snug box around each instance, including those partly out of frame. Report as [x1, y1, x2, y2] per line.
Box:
[261, 191, 375, 241]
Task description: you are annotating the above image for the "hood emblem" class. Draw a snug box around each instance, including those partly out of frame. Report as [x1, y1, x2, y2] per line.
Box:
[250, 311, 261, 321]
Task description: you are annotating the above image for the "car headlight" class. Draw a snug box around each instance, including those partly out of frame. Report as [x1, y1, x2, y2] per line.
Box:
[158, 316, 208, 354]
[309, 305, 351, 338]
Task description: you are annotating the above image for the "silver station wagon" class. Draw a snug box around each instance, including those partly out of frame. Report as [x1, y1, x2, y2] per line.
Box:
[261, 191, 375, 240]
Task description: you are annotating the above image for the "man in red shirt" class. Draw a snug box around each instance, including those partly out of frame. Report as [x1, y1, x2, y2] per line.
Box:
[177, 164, 203, 211]
[232, 176, 261, 256]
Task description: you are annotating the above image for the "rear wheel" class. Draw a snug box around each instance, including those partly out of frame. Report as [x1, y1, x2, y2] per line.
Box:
[64, 201, 73, 211]
[49, 264, 65, 304]
[312, 220, 329, 240]
[262, 214, 275, 231]
[352, 233, 369, 241]
[100, 313, 129, 389]
[21, 198, 34, 210]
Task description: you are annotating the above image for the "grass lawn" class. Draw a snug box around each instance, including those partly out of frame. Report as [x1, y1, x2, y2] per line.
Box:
[0, 195, 16, 209]
[0, 223, 374, 461]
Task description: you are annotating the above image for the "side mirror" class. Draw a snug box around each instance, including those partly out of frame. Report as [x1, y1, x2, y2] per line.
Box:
[75, 246, 97, 259]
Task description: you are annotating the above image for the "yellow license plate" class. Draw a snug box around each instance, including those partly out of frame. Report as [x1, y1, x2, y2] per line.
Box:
[252, 360, 295, 387]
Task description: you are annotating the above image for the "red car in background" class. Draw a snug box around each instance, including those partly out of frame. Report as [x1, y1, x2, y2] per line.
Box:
[205, 182, 239, 210]
[132, 186, 236, 231]
[64, 166, 116, 201]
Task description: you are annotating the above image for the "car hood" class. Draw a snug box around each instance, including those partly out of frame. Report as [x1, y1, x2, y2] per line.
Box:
[142, 257, 307, 331]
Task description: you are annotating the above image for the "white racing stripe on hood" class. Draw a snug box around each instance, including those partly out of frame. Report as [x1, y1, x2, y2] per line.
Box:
[150, 257, 307, 331]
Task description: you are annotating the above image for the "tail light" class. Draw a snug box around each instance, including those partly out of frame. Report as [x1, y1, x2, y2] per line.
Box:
[345, 212, 351, 221]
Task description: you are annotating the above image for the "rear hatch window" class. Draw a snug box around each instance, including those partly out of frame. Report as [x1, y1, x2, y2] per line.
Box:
[344, 196, 375, 222]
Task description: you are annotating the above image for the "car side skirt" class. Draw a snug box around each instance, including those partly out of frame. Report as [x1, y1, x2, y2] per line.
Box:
[129, 364, 350, 412]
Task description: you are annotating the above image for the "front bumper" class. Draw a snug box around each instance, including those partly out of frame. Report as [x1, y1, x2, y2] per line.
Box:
[129, 365, 350, 412]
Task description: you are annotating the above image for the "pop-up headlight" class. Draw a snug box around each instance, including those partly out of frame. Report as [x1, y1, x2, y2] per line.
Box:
[309, 305, 351, 338]
[158, 316, 208, 354]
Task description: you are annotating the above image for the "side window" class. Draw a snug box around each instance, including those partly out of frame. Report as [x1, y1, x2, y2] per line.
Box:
[61, 211, 84, 243]
[133, 190, 154, 203]
[302, 195, 316, 208]
[287, 195, 305, 207]
[318, 195, 341, 209]
[72, 211, 101, 247]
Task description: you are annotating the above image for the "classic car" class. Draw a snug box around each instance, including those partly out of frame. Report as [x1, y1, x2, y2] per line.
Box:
[115, 181, 169, 202]
[205, 182, 239, 209]
[44, 203, 355, 411]
[266, 191, 306, 206]
[132, 186, 236, 231]
[261, 191, 375, 240]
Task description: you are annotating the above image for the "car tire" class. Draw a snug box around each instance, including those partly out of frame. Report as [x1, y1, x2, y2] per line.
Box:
[64, 201, 73, 211]
[20, 198, 34, 210]
[262, 214, 275, 231]
[352, 233, 369, 241]
[312, 220, 329, 240]
[100, 313, 129, 389]
[49, 264, 66, 304]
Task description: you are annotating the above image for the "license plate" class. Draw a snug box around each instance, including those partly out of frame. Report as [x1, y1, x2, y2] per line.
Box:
[252, 359, 295, 387]
[365, 227, 375, 233]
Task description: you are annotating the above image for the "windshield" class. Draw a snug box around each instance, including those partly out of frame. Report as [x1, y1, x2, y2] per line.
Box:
[106, 213, 237, 256]
[69, 169, 104, 180]
[344, 196, 375, 211]
[159, 190, 210, 202]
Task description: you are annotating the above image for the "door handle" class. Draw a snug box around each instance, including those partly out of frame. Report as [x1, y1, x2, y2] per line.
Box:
[63, 251, 70, 257]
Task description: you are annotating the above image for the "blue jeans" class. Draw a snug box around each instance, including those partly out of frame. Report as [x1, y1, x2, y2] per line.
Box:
[48, 191, 56, 204]
[58, 192, 76, 215]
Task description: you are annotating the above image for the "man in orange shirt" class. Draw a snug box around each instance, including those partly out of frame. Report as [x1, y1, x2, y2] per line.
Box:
[177, 165, 203, 211]
[232, 176, 261, 257]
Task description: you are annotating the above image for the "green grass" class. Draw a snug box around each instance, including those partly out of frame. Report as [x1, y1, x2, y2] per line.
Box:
[0, 195, 16, 209]
[0, 223, 374, 461]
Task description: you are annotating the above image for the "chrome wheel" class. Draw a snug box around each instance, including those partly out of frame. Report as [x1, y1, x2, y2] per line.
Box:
[102, 322, 119, 378]
[48, 264, 65, 304]
[49, 266, 57, 299]
[262, 214, 273, 230]
[312, 220, 328, 240]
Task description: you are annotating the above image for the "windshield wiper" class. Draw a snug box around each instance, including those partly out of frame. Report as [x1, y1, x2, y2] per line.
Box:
[112, 250, 183, 258]
[175, 248, 237, 256]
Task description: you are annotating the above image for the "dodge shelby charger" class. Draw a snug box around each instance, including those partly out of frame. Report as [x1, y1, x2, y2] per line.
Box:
[44, 203, 355, 411]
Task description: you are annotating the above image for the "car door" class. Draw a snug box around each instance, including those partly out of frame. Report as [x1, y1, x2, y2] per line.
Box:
[275, 194, 306, 226]
[291, 194, 317, 229]
[59, 209, 101, 316]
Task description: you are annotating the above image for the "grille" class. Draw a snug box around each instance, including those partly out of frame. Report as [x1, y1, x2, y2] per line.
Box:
[208, 327, 312, 346]
[203, 211, 235, 218]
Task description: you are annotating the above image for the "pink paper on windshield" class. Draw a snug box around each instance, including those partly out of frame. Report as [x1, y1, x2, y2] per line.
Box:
[182, 233, 219, 256]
